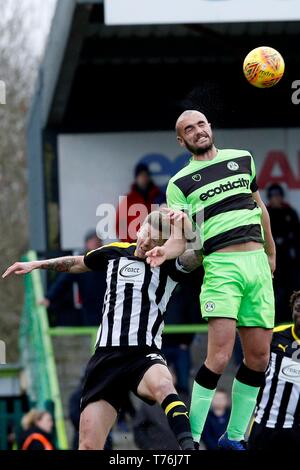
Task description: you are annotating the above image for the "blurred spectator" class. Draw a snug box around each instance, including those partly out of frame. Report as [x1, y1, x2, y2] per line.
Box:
[7, 423, 16, 450]
[266, 184, 300, 323]
[69, 377, 113, 450]
[116, 163, 164, 242]
[201, 389, 230, 450]
[132, 369, 188, 450]
[232, 334, 243, 366]
[40, 231, 106, 326]
[18, 410, 55, 450]
[162, 270, 203, 394]
[116, 394, 136, 433]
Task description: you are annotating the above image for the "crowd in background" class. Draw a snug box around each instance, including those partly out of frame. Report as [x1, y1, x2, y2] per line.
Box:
[11, 164, 300, 450]
[45, 164, 300, 329]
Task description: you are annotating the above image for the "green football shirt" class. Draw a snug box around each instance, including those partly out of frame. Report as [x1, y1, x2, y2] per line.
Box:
[167, 149, 264, 255]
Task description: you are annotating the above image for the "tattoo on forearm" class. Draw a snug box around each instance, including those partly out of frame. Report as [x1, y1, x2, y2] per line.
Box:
[40, 257, 77, 272]
[179, 249, 203, 271]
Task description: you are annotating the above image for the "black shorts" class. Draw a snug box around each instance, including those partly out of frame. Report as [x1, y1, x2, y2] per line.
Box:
[80, 346, 168, 413]
[248, 421, 300, 450]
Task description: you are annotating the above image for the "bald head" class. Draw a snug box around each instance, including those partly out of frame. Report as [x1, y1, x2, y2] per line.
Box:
[175, 110, 208, 135]
[175, 110, 215, 157]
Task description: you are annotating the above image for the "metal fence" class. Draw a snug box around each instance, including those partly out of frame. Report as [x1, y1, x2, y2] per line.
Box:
[20, 250, 67, 449]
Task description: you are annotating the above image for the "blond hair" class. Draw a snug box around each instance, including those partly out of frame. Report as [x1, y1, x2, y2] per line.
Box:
[142, 210, 171, 241]
[21, 409, 48, 430]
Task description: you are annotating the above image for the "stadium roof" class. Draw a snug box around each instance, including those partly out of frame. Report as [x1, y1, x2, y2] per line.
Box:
[30, 0, 300, 132]
[27, 0, 300, 251]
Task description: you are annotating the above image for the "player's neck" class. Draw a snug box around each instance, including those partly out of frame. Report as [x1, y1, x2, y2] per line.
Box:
[192, 146, 218, 161]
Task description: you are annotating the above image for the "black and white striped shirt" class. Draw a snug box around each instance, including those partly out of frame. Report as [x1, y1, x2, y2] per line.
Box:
[84, 242, 192, 349]
[254, 324, 300, 429]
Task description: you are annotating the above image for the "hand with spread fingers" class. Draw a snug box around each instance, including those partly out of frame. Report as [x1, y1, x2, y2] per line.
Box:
[2, 261, 38, 279]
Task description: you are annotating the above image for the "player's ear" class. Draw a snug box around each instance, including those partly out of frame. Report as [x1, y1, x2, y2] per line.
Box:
[177, 136, 184, 147]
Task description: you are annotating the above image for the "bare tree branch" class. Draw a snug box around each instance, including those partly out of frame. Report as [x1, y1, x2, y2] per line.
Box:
[0, 0, 56, 361]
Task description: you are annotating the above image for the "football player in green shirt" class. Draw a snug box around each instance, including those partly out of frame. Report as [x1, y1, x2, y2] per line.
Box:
[146, 110, 276, 450]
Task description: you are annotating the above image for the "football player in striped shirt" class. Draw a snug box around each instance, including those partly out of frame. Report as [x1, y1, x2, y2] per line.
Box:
[146, 109, 276, 450]
[3, 210, 201, 450]
[248, 291, 300, 449]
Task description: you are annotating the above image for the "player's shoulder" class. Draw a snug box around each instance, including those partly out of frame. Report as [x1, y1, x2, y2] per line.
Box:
[168, 161, 195, 185]
[273, 323, 293, 333]
[219, 148, 252, 158]
[101, 242, 136, 255]
[87, 242, 136, 257]
[272, 324, 295, 353]
[272, 323, 293, 340]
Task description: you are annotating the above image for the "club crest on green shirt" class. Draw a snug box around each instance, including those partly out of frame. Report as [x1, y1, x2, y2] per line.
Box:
[227, 161, 239, 171]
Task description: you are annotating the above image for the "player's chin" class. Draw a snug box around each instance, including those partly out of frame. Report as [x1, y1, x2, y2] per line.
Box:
[197, 141, 211, 151]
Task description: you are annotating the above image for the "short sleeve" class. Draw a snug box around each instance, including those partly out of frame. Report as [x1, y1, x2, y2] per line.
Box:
[250, 154, 258, 193]
[84, 246, 110, 271]
[167, 180, 188, 210]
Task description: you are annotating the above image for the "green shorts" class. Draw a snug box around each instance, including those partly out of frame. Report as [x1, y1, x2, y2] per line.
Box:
[200, 249, 275, 328]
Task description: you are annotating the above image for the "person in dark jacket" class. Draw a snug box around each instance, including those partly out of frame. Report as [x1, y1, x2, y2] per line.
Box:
[18, 410, 55, 450]
[162, 269, 203, 395]
[116, 163, 164, 242]
[267, 183, 300, 323]
[133, 370, 189, 450]
[40, 231, 106, 326]
[133, 400, 181, 450]
[201, 389, 231, 450]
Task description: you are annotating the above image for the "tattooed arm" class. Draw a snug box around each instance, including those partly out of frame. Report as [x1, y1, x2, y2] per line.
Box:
[178, 249, 203, 272]
[2, 256, 90, 278]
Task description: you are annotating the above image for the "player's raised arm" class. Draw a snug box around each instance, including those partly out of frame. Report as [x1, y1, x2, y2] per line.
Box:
[146, 208, 201, 268]
[2, 255, 89, 279]
[252, 190, 276, 274]
[178, 249, 203, 272]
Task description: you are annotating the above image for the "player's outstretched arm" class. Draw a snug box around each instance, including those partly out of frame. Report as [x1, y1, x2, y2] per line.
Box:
[146, 209, 196, 267]
[2, 255, 89, 279]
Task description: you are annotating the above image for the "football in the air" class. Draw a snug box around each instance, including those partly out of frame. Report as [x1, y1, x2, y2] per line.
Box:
[243, 46, 285, 88]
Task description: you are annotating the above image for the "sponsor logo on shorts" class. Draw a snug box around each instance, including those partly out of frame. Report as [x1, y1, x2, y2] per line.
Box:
[119, 262, 143, 278]
[227, 161, 239, 171]
[146, 353, 167, 365]
[192, 173, 201, 182]
[204, 301, 215, 312]
[199, 178, 249, 201]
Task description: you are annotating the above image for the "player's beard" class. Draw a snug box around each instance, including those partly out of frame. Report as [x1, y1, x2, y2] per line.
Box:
[183, 136, 214, 155]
